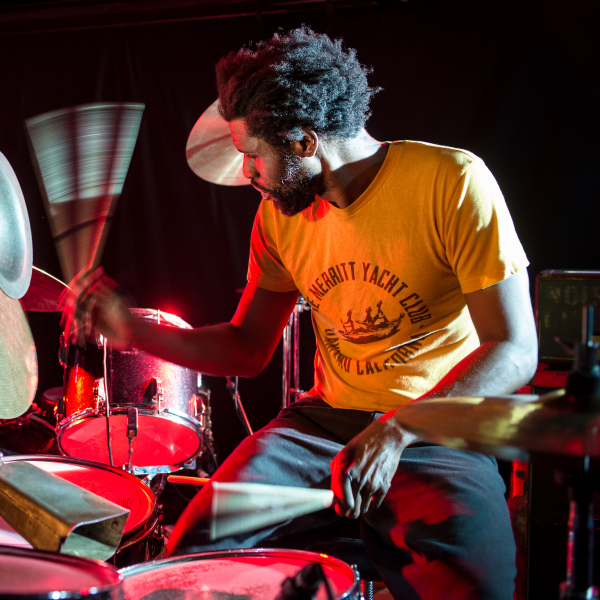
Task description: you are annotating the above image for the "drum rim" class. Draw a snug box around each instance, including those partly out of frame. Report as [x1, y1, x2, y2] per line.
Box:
[129, 308, 192, 330]
[0, 544, 123, 599]
[119, 547, 360, 599]
[0, 455, 157, 540]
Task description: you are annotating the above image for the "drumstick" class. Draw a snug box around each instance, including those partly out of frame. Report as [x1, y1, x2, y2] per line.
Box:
[167, 475, 210, 485]
[210, 482, 334, 540]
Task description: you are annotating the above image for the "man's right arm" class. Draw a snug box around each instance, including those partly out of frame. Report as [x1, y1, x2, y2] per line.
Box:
[76, 277, 299, 378]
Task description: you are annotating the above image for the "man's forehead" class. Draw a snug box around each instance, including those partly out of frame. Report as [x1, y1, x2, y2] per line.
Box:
[229, 119, 258, 151]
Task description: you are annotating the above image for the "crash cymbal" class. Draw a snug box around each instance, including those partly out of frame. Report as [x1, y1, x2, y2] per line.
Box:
[21, 266, 69, 312]
[25, 103, 144, 283]
[0, 290, 38, 419]
[395, 390, 600, 461]
[186, 99, 249, 186]
[0, 152, 33, 300]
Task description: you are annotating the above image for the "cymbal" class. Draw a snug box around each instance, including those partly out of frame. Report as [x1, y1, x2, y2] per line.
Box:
[0, 152, 33, 300]
[0, 290, 38, 419]
[186, 99, 249, 186]
[395, 391, 600, 461]
[21, 266, 69, 312]
[25, 103, 145, 283]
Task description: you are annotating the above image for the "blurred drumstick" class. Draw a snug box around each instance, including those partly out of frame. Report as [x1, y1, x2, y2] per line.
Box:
[24, 103, 144, 284]
[210, 482, 334, 540]
[167, 475, 210, 485]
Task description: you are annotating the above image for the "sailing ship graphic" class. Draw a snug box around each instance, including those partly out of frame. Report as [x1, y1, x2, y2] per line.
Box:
[339, 301, 405, 344]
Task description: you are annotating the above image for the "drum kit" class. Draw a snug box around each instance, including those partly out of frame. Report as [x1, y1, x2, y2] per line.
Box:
[1, 97, 599, 599]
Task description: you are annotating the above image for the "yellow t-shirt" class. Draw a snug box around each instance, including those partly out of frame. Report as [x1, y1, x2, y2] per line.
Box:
[247, 141, 529, 412]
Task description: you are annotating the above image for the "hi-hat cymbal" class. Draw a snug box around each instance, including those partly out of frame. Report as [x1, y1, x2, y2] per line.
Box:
[0, 290, 38, 419]
[0, 152, 33, 300]
[186, 99, 249, 186]
[395, 391, 600, 461]
[21, 266, 69, 312]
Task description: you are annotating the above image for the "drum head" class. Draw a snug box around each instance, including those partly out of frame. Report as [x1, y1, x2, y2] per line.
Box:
[120, 549, 358, 600]
[0, 546, 122, 598]
[59, 414, 201, 467]
[1, 456, 155, 537]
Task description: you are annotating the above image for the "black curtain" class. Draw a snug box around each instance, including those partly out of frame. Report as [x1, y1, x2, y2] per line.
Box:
[1, 0, 597, 459]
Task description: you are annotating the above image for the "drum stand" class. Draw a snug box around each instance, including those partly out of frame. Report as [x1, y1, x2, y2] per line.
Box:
[282, 295, 310, 409]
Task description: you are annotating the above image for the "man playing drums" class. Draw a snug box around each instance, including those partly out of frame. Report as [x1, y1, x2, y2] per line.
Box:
[71, 27, 538, 599]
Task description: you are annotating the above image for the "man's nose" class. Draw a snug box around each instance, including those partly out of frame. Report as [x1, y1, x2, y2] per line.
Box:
[242, 155, 257, 180]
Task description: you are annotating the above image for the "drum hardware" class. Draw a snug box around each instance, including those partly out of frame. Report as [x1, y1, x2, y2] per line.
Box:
[1, 455, 165, 568]
[397, 306, 600, 600]
[276, 561, 335, 600]
[283, 294, 311, 409]
[226, 375, 253, 436]
[125, 407, 138, 474]
[120, 548, 361, 600]
[0, 454, 129, 561]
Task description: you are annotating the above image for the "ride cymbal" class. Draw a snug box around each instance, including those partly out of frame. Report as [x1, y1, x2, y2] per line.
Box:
[0, 290, 37, 419]
[395, 391, 600, 461]
[0, 152, 33, 300]
[186, 99, 248, 186]
[21, 266, 69, 312]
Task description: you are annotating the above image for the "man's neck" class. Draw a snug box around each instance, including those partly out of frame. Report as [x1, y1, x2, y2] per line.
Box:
[319, 130, 388, 210]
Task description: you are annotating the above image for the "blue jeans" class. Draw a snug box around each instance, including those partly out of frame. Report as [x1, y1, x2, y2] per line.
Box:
[167, 398, 516, 600]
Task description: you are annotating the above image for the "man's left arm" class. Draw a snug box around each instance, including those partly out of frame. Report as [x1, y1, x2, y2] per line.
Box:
[331, 269, 538, 518]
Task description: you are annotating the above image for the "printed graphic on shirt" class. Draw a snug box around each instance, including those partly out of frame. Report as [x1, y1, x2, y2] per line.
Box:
[305, 260, 435, 376]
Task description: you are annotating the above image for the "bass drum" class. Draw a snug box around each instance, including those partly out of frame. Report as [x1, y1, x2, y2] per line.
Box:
[0, 455, 164, 568]
[57, 308, 206, 474]
[120, 548, 361, 599]
[0, 546, 123, 600]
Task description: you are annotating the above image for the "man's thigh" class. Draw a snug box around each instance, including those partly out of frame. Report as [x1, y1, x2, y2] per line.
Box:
[166, 412, 343, 555]
[364, 445, 516, 600]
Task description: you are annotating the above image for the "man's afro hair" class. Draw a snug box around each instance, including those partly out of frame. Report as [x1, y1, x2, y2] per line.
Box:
[216, 26, 380, 145]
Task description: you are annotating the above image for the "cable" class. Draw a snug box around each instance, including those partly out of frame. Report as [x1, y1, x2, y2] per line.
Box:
[103, 338, 114, 467]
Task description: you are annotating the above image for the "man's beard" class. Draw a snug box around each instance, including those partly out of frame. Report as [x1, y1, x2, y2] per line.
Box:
[256, 152, 324, 217]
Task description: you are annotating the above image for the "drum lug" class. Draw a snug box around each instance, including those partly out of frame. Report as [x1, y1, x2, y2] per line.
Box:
[146, 377, 163, 412]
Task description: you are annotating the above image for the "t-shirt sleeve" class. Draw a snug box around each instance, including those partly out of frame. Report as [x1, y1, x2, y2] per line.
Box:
[247, 201, 298, 292]
[443, 157, 529, 294]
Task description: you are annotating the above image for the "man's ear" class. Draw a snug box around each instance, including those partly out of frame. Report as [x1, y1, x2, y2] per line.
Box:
[290, 128, 319, 157]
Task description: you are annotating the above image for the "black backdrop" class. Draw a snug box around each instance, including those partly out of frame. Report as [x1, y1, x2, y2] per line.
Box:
[1, 0, 597, 460]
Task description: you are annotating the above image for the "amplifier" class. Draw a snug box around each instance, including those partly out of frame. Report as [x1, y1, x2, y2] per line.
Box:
[535, 270, 600, 365]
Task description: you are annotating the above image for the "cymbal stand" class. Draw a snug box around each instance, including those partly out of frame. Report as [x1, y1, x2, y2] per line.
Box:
[282, 295, 310, 409]
[552, 306, 600, 600]
[226, 376, 253, 437]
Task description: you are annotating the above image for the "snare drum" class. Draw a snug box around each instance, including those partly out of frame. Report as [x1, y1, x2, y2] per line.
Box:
[120, 548, 361, 599]
[57, 309, 208, 474]
[0, 455, 164, 568]
[0, 546, 123, 599]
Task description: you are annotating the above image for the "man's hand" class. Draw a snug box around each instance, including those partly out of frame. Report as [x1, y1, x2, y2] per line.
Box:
[330, 413, 418, 518]
[61, 267, 135, 349]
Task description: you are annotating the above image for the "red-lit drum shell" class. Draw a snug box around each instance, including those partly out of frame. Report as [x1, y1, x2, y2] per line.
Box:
[0, 455, 162, 568]
[58, 308, 203, 472]
[0, 546, 123, 599]
[120, 548, 361, 600]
